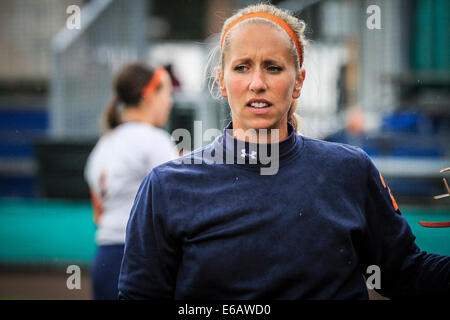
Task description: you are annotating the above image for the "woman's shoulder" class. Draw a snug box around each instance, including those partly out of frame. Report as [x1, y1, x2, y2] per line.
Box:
[301, 135, 369, 166]
[149, 142, 215, 178]
[115, 122, 172, 141]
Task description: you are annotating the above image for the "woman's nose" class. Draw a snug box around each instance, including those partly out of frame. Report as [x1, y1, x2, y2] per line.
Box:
[249, 70, 267, 92]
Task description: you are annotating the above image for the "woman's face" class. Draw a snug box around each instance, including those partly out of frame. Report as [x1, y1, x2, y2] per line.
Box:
[145, 72, 173, 128]
[219, 22, 305, 139]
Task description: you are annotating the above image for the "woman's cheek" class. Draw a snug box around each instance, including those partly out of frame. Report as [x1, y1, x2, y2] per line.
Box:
[277, 79, 294, 101]
[227, 74, 246, 95]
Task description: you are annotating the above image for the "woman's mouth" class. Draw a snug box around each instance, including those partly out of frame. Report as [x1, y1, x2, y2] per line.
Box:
[249, 102, 270, 108]
[246, 100, 272, 114]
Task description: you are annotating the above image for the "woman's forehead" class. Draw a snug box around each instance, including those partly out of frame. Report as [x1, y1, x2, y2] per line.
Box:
[225, 22, 293, 62]
[228, 21, 291, 46]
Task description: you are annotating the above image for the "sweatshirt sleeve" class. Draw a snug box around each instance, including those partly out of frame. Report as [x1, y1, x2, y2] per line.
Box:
[360, 151, 450, 298]
[118, 168, 180, 299]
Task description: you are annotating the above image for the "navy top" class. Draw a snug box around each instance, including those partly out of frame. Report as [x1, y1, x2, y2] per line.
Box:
[118, 122, 450, 299]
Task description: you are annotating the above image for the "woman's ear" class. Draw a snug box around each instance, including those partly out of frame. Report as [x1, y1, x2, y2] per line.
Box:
[292, 68, 306, 99]
[218, 67, 228, 98]
[139, 92, 155, 114]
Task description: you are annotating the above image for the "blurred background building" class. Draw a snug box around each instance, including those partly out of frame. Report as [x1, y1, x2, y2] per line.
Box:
[0, 0, 448, 299]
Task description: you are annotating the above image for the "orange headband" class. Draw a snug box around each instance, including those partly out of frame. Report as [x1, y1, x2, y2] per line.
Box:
[221, 12, 303, 66]
[141, 67, 166, 98]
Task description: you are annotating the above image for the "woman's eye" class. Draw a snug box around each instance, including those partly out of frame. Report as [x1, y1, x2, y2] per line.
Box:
[234, 65, 248, 72]
[268, 66, 282, 72]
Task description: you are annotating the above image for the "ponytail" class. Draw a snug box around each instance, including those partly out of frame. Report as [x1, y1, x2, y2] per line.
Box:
[287, 100, 301, 135]
[102, 96, 121, 132]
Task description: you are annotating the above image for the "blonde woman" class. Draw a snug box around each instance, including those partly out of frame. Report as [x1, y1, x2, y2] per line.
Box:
[118, 4, 449, 299]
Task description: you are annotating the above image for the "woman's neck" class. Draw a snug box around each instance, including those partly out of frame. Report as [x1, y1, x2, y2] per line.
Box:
[122, 107, 156, 127]
[232, 121, 288, 143]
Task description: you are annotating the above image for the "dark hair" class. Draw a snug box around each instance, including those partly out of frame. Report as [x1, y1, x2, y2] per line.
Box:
[103, 63, 160, 131]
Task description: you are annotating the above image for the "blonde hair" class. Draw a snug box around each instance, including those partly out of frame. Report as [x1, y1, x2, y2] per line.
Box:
[208, 3, 308, 134]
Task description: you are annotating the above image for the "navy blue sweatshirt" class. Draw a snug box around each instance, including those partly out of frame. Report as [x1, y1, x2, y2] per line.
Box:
[118, 122, 450, 299]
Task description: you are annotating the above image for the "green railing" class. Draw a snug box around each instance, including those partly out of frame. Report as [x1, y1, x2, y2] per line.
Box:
[0, 199, 96, 264]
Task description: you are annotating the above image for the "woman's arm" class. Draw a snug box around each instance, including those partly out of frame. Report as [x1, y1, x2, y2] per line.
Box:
[118, 169, 180, 299]
[360, 151, 449, 298]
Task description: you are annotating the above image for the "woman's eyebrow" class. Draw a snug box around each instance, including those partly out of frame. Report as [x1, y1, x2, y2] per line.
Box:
[231, 57, 252, 65]
[262, 59, 284, 66]
[231, 58, 285, 66]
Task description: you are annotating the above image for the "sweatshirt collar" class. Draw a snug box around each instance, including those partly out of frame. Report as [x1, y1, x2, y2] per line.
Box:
[213, 121, 302, 169]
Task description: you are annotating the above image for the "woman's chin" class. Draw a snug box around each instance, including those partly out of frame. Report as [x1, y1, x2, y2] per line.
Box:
[244, 118, 280, 131]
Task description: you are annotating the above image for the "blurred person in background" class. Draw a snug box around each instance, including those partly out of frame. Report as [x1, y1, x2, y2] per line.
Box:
[84, 63, 178, 300]
[118, 4, 449, 299]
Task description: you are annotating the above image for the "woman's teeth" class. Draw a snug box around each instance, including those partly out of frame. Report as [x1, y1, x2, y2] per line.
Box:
[250, 102, 269, 108]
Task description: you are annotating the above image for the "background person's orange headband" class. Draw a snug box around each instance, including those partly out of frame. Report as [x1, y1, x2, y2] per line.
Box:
[221, 12, 303, 66]
[142, 67, 166, 98]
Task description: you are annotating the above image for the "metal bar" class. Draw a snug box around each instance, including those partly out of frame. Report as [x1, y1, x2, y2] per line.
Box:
[51, 0, 113, 53]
